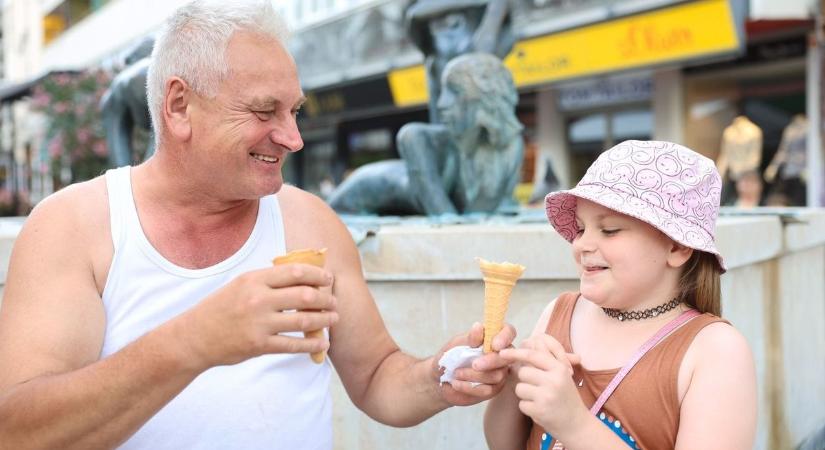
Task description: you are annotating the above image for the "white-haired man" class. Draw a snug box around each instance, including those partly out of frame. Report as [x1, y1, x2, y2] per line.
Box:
[0, 1, 514, 448]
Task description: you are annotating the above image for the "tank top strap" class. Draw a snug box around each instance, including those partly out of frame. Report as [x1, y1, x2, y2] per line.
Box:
[545, 291, 580, 352]
[104, 166, 135, 249]
[267, 194, 287, 257]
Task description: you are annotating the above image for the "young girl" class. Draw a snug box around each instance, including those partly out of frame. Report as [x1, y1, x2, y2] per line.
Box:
[484, 140, 756, 449]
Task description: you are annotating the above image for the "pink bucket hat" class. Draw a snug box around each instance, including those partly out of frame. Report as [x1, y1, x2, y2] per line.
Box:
[545, 140, 726, 272]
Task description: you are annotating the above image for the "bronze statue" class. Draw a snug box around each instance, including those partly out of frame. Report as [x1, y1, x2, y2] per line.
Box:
[406, 0, 514, 124]
[328, 53, 523, 215]
[100, 36, 155, 167]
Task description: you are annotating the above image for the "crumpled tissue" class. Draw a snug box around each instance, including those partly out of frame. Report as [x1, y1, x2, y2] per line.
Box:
[437, 345, 484, 385]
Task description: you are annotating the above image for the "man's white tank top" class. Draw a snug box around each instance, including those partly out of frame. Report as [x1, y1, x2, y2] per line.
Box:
[100, 167, 332, 449]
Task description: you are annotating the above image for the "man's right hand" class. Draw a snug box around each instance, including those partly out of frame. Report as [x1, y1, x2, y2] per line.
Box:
[175, 263, 338, 370]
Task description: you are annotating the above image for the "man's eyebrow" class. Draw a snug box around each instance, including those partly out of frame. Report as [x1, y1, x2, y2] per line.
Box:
[248, 95, 306, 109]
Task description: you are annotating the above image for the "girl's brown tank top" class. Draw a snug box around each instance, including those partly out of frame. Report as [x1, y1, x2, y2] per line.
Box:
[524, 292, 726, 450]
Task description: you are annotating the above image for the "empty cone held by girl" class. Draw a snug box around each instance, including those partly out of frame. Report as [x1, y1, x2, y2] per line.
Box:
[273, 248, 328, 363]
[478, 258, 525, 353]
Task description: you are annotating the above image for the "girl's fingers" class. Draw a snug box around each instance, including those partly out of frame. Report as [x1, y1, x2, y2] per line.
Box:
[528, 334, 574, 372]
[500, 348, 555, 371]
[514, 381, 540, 402]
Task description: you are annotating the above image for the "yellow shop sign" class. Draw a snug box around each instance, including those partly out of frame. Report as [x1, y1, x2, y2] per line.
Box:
[388, 0, 741, 107]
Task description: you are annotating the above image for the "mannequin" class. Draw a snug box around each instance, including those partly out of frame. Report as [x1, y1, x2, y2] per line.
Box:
[733, 170, 763, 208]
[765, 114, 808, 205]
[717, 115, 763, 182]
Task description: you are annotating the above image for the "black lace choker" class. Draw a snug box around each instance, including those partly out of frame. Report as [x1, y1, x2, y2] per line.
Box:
[602, 298, 681, 321]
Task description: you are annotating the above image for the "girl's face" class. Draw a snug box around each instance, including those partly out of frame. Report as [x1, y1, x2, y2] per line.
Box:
[572, 198, 682, 310]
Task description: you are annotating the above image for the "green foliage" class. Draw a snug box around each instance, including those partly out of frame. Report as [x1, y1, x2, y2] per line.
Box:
[30, 69, 112, 187]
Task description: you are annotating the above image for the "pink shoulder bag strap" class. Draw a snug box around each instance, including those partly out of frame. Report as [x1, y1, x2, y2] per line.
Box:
[552, 308, 702, 450]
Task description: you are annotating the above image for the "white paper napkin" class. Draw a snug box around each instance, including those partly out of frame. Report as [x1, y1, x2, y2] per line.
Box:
[437, 345, 483, 384]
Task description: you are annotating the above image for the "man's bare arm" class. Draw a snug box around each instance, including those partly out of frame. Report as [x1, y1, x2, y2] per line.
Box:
[0, 181, 337, 449]
[0, 181, 205, 449]
[281, 186, 512, 427]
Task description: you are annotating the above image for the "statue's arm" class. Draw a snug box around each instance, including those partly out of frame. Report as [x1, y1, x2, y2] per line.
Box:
[397, 123, 457, 215]
[472, 0, 511, 55]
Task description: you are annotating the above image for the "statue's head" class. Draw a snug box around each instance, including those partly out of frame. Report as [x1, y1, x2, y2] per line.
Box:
[406, 0, 487, 56]
[436, 53, 522, 144]
[122, 35, 156, 66]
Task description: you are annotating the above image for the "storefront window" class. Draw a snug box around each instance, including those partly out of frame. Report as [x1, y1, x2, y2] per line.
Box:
[686, 70, 807, 206]
[567, 107, 652, 180]
[347, 128, 394, 169]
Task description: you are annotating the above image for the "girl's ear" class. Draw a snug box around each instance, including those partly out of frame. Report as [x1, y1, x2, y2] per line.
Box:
[667, 242, 694, 268]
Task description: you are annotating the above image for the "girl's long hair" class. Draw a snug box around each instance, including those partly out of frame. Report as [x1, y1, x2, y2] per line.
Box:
[678, 251, 722, 316]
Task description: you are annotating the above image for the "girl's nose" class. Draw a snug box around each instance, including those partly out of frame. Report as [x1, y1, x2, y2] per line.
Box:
[572, 229, 596, 253]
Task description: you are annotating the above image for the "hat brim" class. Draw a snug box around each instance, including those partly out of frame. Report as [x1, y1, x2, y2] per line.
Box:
[406, 0, 487, 20]
[545, 183, 727, 272]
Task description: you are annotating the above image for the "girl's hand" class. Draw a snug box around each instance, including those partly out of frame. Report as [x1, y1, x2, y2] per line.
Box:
[500, 334, 589, 436]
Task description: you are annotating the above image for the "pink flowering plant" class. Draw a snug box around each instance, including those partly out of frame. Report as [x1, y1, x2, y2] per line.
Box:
[30, 69, 112, 186]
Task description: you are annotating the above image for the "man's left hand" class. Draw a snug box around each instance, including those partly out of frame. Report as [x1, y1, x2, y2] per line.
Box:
[433, 322, 516, 406]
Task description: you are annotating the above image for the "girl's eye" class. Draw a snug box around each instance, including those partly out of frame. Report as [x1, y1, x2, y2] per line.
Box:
[602, 229, 619, 236]
[575, 228, 584, 236]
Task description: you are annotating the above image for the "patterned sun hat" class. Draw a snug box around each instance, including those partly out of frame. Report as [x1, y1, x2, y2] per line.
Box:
[544, 140, 726, 272]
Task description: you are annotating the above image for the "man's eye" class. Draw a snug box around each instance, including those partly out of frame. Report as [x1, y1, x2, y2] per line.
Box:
[253, 110, 274, 121]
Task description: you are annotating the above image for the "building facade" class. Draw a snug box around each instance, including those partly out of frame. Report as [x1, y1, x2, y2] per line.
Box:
[0, 0, 822, 207]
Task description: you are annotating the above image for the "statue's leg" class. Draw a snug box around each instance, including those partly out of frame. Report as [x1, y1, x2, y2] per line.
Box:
[496, 141, 525, 214]
[397, 123, 456, 215]
[327, 160, 416, 214]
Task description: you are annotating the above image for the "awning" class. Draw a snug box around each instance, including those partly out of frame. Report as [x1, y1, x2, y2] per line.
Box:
[0, 70, 79, 104]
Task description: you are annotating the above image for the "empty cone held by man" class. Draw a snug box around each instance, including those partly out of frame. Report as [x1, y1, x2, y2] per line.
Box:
[273, 248, 328, 363]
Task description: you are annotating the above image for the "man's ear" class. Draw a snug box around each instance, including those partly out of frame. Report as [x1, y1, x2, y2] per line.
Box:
[163, 77, 192, 142]
[667, 241, 694, 268]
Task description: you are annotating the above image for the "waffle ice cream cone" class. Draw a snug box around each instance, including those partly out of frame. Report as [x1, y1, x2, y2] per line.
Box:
[273, 248, 328, 363]
[478, 258, 525, 353]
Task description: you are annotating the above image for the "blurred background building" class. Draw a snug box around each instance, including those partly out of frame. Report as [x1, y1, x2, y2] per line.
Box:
[0, 0, 823, 212]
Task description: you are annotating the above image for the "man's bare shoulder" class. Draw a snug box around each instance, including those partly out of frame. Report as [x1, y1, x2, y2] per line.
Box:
[277, 184, 342, 231]
[17, 176, 112, 275]
[29, 176, 109, 232]
[276, 184, 358, 265]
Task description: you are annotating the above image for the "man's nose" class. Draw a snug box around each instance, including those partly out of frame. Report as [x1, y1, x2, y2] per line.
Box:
[269, 118, 303, 153]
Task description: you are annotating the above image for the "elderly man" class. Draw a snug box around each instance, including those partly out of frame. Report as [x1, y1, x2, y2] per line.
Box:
[0, 1, 514, 448]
